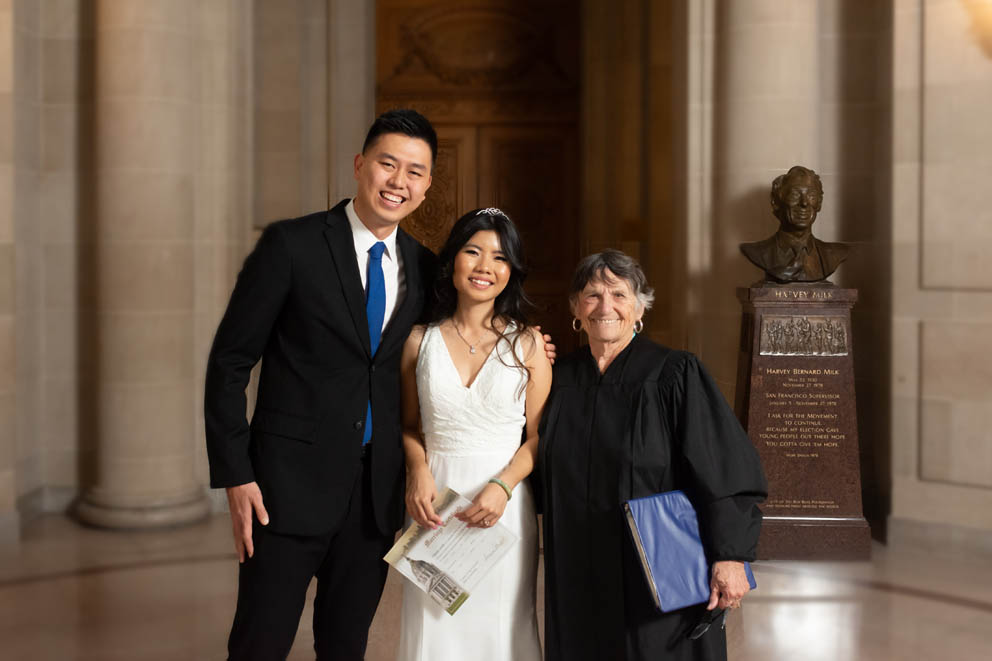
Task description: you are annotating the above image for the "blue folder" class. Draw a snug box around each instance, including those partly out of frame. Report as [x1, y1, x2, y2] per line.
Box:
[623, 490, 756, 612]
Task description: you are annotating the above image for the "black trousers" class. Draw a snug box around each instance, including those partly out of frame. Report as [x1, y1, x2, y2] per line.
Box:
[227, 452, 393, 661]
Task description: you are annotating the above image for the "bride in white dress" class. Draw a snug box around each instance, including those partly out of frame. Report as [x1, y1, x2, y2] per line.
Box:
[397, 208, 552, 661]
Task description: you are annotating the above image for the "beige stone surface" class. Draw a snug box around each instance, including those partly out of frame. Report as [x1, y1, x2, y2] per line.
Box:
[93, 0, 190, 32]
[96, 242, 193, 312]
[918, 0, 992, 290]
[40, 0, 81, 40]
[87, 453, 200, 506]
[0, 315, 13, 394]
[890, 0, 992, 535]
[41, 376, 78, 451]
[0, 388, 13, 460]
[921, 321, 992, 399]
[256, 151, 303, 222]
[0, 166, 12, 243]
[41, 242, 75, 308]
[96, 171, 193, 240]
[95, 28, 192, 100]
[38, 171, 76, 243]
[41, 307, 75, 377]
[0, 6, 12, 93]
[95, 98, 192, 173]
[892, 475, 992, 530]
[40, 36, 80, 103]
[42, 446, 78, 486]
[921, 399, 992, 488]
[0, 93, 12, 163]
[96, 381, 192, 460]
[0, 243, 12, 314]
[890, 395, 918, 479]
[96, 311, 193, 383]
[39, 103, 76, 171]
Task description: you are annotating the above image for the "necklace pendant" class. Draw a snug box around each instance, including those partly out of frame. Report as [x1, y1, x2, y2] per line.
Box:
[469, 346, 477, 354]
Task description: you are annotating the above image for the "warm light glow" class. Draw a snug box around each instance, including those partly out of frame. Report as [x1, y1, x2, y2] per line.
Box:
[963, 0, 992, 57]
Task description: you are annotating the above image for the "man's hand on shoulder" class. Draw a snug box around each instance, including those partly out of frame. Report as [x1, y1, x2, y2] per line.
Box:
[226, 482, 269, 563]
[535, 325, 557, 365]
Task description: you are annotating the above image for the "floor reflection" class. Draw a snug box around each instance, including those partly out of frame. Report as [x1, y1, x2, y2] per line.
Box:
[0, 515, 990, 660]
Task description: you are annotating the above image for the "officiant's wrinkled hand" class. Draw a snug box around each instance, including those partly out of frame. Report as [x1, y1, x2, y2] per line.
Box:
[707, 560, 751, 610]
[226, 481, 269, 563]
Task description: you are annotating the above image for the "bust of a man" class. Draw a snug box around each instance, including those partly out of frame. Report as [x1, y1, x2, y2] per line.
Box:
[740, 165, 849, 283]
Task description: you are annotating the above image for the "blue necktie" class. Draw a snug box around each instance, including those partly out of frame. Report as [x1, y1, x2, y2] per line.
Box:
[363, 242, 386, 445]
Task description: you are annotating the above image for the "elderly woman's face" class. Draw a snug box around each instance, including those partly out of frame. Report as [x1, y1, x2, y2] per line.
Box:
[573, 269, 643, 345]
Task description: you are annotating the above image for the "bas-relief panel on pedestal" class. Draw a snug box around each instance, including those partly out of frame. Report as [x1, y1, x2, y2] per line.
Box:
[759, 315, 848, 357]
[921, 0, 992, 290]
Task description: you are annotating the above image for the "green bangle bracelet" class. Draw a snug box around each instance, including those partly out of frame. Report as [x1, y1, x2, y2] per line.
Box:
[488, 477, 512, 501]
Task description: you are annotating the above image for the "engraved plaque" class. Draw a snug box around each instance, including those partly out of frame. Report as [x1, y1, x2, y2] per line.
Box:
[735, 286, 870, 559]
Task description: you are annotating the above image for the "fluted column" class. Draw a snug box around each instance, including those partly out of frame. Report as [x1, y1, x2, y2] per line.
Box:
[76, 0, 208, 528]
[692, 0, 822, 391]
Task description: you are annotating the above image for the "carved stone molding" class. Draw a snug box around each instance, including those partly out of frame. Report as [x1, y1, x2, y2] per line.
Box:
[380, 2, 577, 93]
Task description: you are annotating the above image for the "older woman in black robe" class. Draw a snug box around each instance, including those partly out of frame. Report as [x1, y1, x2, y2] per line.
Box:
[539, 250, 767, 661]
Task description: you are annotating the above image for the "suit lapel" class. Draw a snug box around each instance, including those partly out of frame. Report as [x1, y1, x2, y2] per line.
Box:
[378, 229, 423, 359]
[323, 204, 372, 359]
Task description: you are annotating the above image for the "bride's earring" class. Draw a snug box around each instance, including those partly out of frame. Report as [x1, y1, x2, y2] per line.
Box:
[572, 318, 582, 332]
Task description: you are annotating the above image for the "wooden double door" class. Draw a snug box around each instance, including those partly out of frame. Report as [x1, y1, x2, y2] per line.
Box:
[376, 0, 581, 352]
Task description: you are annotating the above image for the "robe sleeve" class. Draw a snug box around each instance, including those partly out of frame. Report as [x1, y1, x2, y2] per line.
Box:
[666, 353, 768, 562]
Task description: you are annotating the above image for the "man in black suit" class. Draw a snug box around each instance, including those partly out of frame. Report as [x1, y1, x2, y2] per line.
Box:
[205, 110, 439, 660]
[740, 165, 849, 283]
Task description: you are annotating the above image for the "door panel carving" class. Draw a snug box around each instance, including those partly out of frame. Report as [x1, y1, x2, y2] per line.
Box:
[378, 0, 580, 351]
[400, 126, 477, 254]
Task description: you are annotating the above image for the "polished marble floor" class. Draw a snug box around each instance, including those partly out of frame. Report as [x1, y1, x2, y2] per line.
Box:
[1, 514, 990, 660]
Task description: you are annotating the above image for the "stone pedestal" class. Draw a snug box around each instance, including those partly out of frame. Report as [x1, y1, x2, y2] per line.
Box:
[736, 285, 870, 560]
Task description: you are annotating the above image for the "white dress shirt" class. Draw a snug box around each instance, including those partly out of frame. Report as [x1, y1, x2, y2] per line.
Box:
[345, 199, 406, 330]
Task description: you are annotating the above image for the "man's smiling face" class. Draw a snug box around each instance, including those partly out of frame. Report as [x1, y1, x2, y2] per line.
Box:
[774, 172, 822, 232]
[353, 133, 433, 236]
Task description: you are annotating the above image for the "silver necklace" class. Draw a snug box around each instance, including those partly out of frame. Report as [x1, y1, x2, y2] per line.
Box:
[452, 321, 486, 354]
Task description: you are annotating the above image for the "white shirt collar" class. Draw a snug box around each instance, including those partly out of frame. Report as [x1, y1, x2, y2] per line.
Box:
[345, 199, 398, 262]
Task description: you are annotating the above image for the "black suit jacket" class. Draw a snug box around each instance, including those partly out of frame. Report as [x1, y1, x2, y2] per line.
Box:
[205, 200, 437, 536]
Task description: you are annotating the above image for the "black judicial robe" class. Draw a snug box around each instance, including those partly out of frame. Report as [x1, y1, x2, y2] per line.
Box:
[539, 336, 767, 661]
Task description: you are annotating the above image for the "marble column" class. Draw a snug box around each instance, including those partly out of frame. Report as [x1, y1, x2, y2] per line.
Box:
[693, 0, 821, 391]
[0, 0, 17, 541]
[76, 0, 208, 528]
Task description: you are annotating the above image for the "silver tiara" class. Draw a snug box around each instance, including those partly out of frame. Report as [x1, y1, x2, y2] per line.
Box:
[478, 207, 505, 217]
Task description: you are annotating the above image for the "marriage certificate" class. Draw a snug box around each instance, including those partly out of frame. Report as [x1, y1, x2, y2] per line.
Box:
[384, 487, 518, 615]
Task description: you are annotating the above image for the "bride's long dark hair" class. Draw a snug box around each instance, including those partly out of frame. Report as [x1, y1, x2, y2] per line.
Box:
[430, 208, 535, 381]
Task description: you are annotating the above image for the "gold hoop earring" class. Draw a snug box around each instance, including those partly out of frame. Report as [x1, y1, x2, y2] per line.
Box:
[634, 319, 644, 334]
[572, 318, 582, 332]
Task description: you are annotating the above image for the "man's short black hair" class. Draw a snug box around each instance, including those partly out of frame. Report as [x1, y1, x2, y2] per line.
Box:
[362, 109, 438, 171]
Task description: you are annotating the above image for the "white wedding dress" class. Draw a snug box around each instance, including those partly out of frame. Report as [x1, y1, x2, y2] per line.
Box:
[396, 323, 542, 661]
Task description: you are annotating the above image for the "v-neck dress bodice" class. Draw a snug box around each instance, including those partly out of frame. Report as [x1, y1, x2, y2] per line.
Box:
[396, 322, 542, 661]
[415, 323, 528, 458]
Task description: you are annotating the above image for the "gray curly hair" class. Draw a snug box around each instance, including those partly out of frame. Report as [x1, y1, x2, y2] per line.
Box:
[568, 249, 654, 311]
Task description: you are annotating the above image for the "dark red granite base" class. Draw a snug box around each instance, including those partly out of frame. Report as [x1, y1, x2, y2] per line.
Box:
[737, 285, 872, 561]
[758, 517, 871, 560]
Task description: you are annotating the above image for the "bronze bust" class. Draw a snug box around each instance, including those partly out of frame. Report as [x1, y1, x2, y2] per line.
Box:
[740, 165, 849, 283]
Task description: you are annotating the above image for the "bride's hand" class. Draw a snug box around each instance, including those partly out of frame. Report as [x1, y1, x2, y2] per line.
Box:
[406, 465, 443, 529]
[456, 483, 508, 528]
